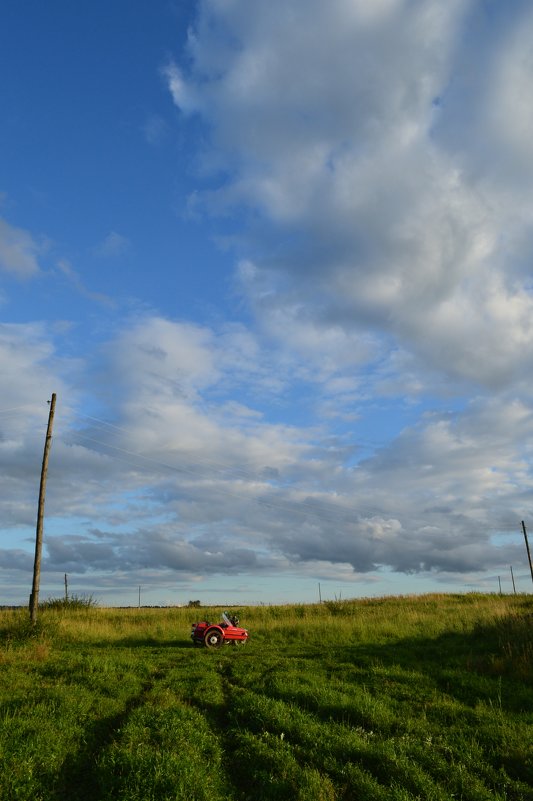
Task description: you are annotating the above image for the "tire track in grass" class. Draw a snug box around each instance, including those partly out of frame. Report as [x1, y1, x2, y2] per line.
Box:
[94, 651, 238, 801]
[97, 688, 232, 799]
[231, 650, 531, 800]
[175, 651, 331, 800]
[199, 655, 362, 801]
[177, 653, 240, 799]
[52, 665, 167, 801]
[0, 651, 159, 801]
[224, 661, 514, 801]
[220, 654, 392, 799]
[52, 652, 235, 801]
[228, 684, 406, 800]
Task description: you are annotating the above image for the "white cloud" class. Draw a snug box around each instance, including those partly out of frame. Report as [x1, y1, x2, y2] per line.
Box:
[169, 0, 533, 390]
[1, 311, 532, 603]
[162, 61, 201, 115]
[487, 8, 533, 171]
[4, 2, 533, 603]
[0, 323, 58, 416]
[0, 216, 41, 278]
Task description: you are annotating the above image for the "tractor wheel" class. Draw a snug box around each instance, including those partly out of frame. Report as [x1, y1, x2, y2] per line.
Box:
[204, 628, 223, 648]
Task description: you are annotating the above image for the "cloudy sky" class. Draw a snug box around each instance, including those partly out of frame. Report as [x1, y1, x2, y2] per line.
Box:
[1, 0, 533, 606]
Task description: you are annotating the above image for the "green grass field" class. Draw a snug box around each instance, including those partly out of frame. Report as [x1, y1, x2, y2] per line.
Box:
[1, 593, 532, 800]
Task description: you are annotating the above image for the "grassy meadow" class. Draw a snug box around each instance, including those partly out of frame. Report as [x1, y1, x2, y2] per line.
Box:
[0, 593, 532, 800]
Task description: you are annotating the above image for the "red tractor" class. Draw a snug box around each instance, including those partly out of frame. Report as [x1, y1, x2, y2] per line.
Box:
[191, 611, 249, 648]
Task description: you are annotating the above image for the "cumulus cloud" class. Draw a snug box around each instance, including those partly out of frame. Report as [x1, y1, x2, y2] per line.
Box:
[169, 0, 533, 390]
[3, 2, 533, 602]
[0, 324, 60, 421]
[2, 314, 530, 599]
[162, 61, 201, 115]
[484, 8, 533, 176]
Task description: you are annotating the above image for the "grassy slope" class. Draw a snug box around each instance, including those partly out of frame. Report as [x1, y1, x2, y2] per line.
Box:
[0, 594, 532, 801]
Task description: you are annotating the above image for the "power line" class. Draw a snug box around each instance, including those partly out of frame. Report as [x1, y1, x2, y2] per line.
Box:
[64, 417, 532, 528]
[73, 413, 130, 434]
[70, 411, 309, 481]
[0, 404, 42, 416]
[59, 431, 399, 526]
[9, 407, 532, 533]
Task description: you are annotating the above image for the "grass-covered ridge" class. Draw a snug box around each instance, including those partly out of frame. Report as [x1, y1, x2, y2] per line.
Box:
[1, 593, 531, 800]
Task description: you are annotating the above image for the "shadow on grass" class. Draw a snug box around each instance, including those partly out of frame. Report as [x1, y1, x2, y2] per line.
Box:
[226, 616, 533, 793]
[338, 611, 532, 687]
[77, 637, 193, 649]
[48, 700, 146, 801]
[5, 611, 531, 800]
[40, 663, 179, 801]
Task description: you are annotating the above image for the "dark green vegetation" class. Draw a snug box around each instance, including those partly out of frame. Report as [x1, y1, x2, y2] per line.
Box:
[40, 594, 98, 611]
[1, 594, 532, 800]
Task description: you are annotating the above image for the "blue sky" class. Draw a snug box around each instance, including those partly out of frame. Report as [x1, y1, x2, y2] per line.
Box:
[1, 0, 533, 607]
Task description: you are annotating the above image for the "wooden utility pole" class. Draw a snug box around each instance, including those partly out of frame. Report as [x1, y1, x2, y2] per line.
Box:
[521, 521, 533, 587]
[29, 393, 56, 624]
[64, 573, 68, 602]
[510, 565, 516, 595]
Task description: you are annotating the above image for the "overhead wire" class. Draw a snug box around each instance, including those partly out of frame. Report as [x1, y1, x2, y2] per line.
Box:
[71, 412, 296, 483]
[61, 428, 391, 527]
[5, 406, 456, 528]
[3, 408, 528, 547]
[70, 410, 384, 487]
[0, 404, 45, 416]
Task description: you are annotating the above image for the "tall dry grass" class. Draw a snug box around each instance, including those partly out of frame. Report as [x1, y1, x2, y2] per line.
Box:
[2, 591, 529, 651]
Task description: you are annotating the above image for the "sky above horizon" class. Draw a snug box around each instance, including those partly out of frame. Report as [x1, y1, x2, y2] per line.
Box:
[1, 0, 533, 607]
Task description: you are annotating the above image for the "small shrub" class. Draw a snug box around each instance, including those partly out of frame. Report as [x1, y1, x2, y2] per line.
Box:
[323, 599, 352, 616]
[40, 594, 98, 610]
